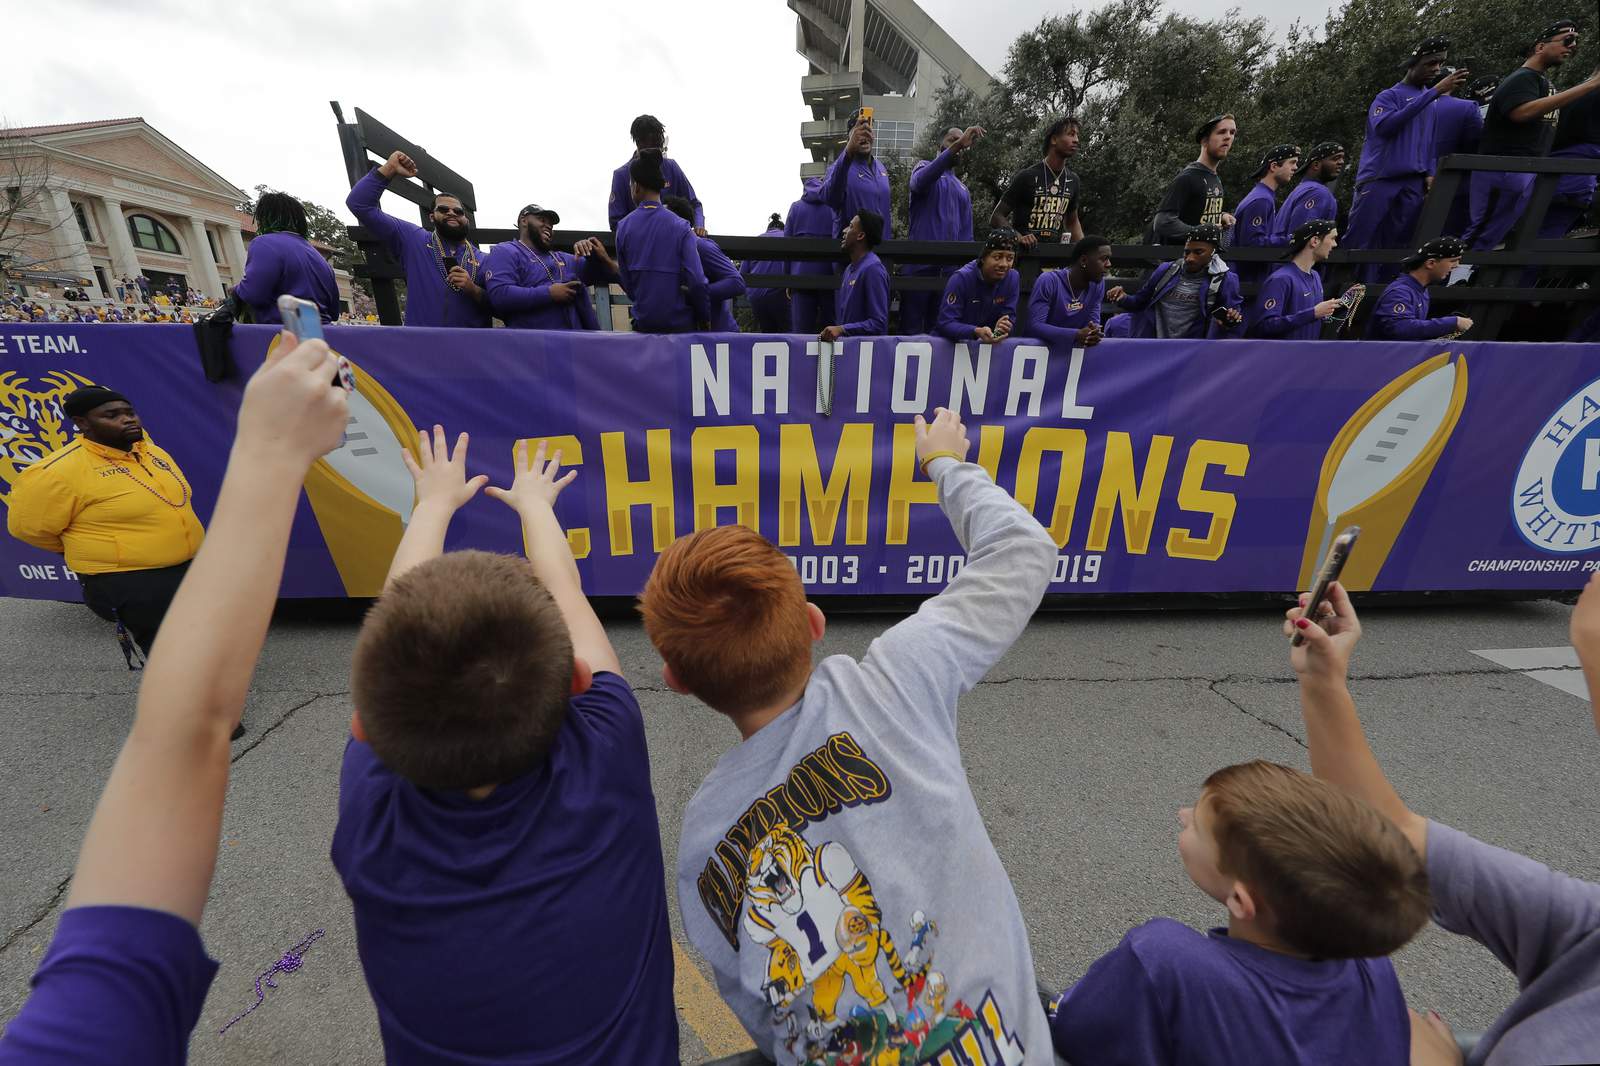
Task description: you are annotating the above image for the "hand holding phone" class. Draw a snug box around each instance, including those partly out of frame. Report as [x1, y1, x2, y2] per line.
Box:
[1293, 526, 1360, 646]
[278, 295, 352, 391]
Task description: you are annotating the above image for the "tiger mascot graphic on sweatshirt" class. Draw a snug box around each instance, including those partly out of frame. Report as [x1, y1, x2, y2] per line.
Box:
[743, 823, 972, 1064]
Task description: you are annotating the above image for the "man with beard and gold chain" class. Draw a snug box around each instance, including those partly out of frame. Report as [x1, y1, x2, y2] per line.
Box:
[345, 150, 491, 328]
[6, 388, 238, 736]
[484, 204, 621, 331]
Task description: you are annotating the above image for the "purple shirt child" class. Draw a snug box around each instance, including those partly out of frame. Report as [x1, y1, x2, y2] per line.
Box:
[1050, 917, 1410, 1066]
[0, 906, 219, 1066]
[330, 672, 678, 1066]
[231, 231, 339, 324]
[835, 250, 889, 335]
[344, 168, 490, 328]
[615, 201, 710, 332]
[482, 241, 616, 331]
[608, 157, 702, 230]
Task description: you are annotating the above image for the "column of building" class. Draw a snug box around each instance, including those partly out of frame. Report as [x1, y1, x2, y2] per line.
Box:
[95, 195, 144, 287]
[45, 188, 103, 298]
[221, 224, 249, 290]
[186, 216, 225, 301]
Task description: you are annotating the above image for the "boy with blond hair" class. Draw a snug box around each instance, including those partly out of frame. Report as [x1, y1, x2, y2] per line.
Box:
[641, 408, 1060, 1065]
[331, 433, 676, 1064]
[1047, 756, 1429, 1064]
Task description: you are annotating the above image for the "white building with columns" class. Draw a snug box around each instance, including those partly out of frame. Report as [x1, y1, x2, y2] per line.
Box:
[1, 117, 352, 308]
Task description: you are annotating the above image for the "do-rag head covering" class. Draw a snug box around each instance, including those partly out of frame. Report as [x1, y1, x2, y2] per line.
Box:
[1186, 223, 1224, 247]
[1404, 34, 1450, 68]
[1403, 235, 1467, 268]
[1304, 141, 1346, 166]
[1251, 144, 1301, 180]
[1291, 218, 1337, 249]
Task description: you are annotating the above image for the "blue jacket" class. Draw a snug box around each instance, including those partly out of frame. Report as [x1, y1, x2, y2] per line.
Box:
[822, 151, 892, 240]
[1231, 181, 1286, 284]
[1115, 258, 1242, 339]
[1354, 82, 1444, 183]
[935, 260, 1019, 340]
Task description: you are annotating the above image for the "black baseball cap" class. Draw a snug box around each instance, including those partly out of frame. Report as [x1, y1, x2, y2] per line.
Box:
[518, 204, 560, 224]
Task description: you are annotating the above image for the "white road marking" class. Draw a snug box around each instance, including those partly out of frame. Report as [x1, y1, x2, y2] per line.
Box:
[1471, 647, 1589, 701]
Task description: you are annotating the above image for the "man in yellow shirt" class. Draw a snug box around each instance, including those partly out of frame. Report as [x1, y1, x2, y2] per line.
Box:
[8, 386, 207, 672]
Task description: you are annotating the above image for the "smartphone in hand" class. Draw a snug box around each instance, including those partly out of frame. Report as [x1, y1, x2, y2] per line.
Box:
[1294, 526, 1360, 646]
[277, 295, 352, 391]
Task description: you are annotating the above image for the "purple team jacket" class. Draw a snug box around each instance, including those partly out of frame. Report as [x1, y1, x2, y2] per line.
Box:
[822, 151, 892, 239]
[935, 259, 1020, 340]
[1355, 82, 1446, 183]
[834, 251, 889, 335]
[1247, 263, 1325, 340]
[608, 156, 703, 230]
[482, 241, 616, 330]
[785, 179, 837, 277]
[231, 231, 339, 324]
[696, 235, 745, 332]
[344, 168, 490, 328]
[615, 201, 710, 332]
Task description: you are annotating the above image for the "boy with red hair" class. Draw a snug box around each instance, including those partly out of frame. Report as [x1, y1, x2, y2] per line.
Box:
[641, 408, 1059, 1064]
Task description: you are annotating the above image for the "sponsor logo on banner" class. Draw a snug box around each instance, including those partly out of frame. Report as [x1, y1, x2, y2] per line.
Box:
[1512, 373, 1600, 553]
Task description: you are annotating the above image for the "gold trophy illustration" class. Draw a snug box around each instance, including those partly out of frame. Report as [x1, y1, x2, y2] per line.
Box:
[266, 335, 418, 596]
[1298, 352, 1469, 591]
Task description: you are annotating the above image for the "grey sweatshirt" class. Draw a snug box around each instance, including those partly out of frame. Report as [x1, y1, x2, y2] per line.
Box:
[677, 457, 1060, 1065]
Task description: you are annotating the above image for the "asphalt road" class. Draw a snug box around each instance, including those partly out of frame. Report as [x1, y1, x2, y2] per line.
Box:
[1, 593, 1596, 1064]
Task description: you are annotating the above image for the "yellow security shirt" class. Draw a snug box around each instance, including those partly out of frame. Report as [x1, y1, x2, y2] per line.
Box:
[6, 436, 204, 575]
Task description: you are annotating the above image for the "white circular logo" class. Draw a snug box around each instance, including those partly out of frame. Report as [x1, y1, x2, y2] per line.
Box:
[1512, 374, 1600, 553]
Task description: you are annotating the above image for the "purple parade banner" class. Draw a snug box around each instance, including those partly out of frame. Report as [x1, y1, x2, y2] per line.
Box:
[0, 322, 1597, 602]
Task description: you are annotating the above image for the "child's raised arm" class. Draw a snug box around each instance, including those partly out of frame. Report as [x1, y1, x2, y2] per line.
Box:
[487, 440, 621, 677]
[1288, 581, 1428, 857]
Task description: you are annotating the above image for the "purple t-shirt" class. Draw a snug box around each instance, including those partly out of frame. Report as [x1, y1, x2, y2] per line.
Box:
[1427, 820, 1600, 1065]
[329, 671, 676, 1065]
[1048, 918, 1409, 1066]
[0, 906, 218, 1065]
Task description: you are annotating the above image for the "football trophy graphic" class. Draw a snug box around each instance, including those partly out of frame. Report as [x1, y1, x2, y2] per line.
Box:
[265, 335, 417, 596]
[1299, 352, 1468, 591]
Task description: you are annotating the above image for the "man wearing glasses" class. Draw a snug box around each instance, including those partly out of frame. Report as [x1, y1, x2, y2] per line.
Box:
[345, 150, 491, 327]
[1465, 20, 1600, 250]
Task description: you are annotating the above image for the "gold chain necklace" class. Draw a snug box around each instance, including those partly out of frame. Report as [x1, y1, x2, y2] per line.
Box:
[429, 233, 480, 282]
[101, 449, 190, 509]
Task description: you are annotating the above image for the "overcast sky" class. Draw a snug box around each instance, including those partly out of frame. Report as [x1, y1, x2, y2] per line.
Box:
[7, 0, 1332, 237]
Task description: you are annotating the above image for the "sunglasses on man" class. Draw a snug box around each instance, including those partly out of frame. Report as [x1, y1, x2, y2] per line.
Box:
[434, 205, 467, 217]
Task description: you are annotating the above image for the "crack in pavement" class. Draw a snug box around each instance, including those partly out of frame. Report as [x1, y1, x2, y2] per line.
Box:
[230, 691, 348, 764]
[0, 875, 72, 957]
[978, 665, 1509, 687]
[1206, 679, 1308, 750]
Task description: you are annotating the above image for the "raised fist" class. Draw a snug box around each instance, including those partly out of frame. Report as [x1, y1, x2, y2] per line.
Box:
[379, 151, 418, 180]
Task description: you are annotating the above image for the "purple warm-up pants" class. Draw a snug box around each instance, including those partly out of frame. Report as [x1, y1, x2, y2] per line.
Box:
[1464, 171, 1537, 250]
[1344, 176, 1427, 283]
